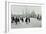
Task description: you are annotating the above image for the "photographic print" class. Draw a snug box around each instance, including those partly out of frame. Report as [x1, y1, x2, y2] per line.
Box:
[11, 5, 42, 28]
[5, 0, 46, 33]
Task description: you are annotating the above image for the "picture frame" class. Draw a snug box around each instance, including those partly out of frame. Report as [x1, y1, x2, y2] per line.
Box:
[5, 1, 45, 33]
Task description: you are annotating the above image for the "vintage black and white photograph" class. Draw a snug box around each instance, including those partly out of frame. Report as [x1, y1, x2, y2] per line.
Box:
[11, 5, 42, 28]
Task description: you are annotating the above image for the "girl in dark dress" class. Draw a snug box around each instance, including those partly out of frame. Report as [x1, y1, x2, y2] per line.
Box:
[20, 17, 24, 22]
[14, 17, 20, 24]
[11, 17, 14, 23]
[37, 14, 41, 21]
[25, 17, 30, 24]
